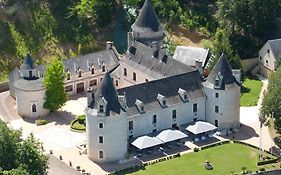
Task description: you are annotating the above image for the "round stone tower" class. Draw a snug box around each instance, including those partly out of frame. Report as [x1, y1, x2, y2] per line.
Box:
[203, 53, 240, 130]
[86, 72, 128, 163]
[13, 54, 49, 118]
[129, 0, 165, 48]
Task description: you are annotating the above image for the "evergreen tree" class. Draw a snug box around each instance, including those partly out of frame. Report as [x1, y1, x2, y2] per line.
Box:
[44, 57, 67, 111]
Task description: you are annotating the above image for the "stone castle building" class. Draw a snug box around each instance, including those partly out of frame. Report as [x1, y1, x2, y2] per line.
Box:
[9, 0, 240, 163]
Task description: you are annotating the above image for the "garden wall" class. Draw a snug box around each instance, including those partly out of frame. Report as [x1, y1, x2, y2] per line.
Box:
[241, 57, 258, 73]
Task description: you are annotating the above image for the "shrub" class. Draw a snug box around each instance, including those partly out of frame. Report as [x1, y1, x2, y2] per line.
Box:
[76, 166, 81, 171]
[70, 119, 86, 131]
[194, 147, 199, 152]
[259, 167, 265, 171]
[35, 119, 48, 126]
[77, 115, 86, 124]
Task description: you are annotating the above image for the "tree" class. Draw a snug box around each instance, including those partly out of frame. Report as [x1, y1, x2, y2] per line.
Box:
[0, 121, 48, 175]
[69, 0, 115, 28]
[261, 67, 281, 130]
[44, 57, 67, 111]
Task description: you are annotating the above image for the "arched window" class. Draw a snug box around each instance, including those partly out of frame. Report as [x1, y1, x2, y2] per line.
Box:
[32, 104, 36, 113]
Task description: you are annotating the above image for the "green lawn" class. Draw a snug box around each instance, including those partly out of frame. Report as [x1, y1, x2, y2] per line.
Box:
[122, 143, 275, 175]
[240, 76, 263, 106]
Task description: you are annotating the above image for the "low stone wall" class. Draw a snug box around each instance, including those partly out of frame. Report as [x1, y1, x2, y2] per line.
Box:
[251, 169, 281, 175]
[0, 81, 9, 92]
[241, 57, 259, 73]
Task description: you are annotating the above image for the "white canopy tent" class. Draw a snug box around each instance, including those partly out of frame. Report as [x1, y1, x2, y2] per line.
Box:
[186, 121, 217, 135]
[156, 129, 188, 143]
[131, 135, 163, 150]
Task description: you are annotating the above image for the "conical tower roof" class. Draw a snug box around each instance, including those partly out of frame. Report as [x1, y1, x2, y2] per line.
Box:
[22, 53, 34, 70]
[131, 0, 164, 39]
[94, 72, 121, 116]
[207, 53, 238, 88]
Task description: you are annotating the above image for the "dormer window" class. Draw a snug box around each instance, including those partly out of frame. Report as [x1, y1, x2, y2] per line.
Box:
[29, 71, 32, 79]
[135, 99, 145, 113]
[66, 70, 70, 80]
[157, 94, 167, 107]
[178, 88, 188, 102]
[99, 105, 104, 113]
[91, 67, 95, 75]
[78, 68, 82, 78]
[214, 73, 223, 89]
[102, 65, 106, 72]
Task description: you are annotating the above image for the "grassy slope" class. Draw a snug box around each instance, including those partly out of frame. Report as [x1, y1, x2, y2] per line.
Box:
[124, 144, 273, 175]
[240, 77, 263, 107]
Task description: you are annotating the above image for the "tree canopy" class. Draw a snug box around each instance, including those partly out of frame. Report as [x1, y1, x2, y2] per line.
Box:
[261, 67, 281, 130]
[43, 57, 67, 111]
[0, 121, 48, 175]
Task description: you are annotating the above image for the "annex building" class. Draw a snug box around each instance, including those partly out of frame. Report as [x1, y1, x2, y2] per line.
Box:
[9, 0, 240, 163]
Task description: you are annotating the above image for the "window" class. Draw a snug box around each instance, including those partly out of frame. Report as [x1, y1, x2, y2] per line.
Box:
[267, 49, 270, 54]
[162, 100, 166, 106]
[32, 104, 36, 113]
[100, 78, 103, 82]
[152, 115, 157, 124]
[129, 135, 133, 139]
[91, 68, 95, 75]
[115, 80, 119, 87]
[102, 65, 106, 72]
[65, 85, 73, 92]
[215, 93, 219, 98]
[124, 68, 127, 76]
[99, 151, 103, 158]
[140, 106, 144, 112]
[67, 73, 70, 80]
[99, 123, 103, 128]
[29, 71, 32, 79]
[99, 136, 103, 143]
[215, 79, 220, 87]
[153, 129, 157, 132]
[133, 72, 136, 81]
[193, 104, 197, 113]
[172, 110, 177, 119]
[184, 94, 187, 100]
[78, 70, 82, 78]
[259, 56, 262, 60]
[129, 121, 133, 130]
[145, 79, 149, 82]
[266, 60, 268, 64]
[215, 106, 219, 113]
[100, 105, 104, 113]
[89, 79, 97, 86]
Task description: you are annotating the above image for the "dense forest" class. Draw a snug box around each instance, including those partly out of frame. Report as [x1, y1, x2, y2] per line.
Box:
[0, 0, 281, 81]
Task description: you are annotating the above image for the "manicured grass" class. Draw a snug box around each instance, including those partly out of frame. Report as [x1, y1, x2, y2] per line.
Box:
[70, 115, 86, 131]
[123, 143, 275, 175]
[240, 76, 263, 106]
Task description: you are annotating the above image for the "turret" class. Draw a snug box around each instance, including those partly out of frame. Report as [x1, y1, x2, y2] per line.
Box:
[129, 0, 165, 48]
[86, 72, 128, 163]
[21, 54, 38, 80]
[203, 53, 240, 130]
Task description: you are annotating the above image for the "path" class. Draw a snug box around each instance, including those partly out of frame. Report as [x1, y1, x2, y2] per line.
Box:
[0, 91, 21, 121]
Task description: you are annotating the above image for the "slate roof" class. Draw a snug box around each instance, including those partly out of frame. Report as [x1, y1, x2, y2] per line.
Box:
[14, 78, 45, 91]
[92, 72, 121, 116]
[117, 70, 204, 116]
[22, 53, 34, 70]
[173, 46, 209, 68]
[121, 42, 196, 79]
[206, 53, 239, 89]
[63, 50, 119, 73]
[267, 39, 281, 59]
[131, 0, 164, 39]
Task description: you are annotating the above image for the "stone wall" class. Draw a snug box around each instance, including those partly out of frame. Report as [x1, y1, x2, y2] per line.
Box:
[241, 58, 259, 73]
[0, 82, 9, 93]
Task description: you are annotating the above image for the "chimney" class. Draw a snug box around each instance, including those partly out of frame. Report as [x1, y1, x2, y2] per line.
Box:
[195, 59, 203, 74]
[106, 41, 114, 50]
[87, 88, 93, 107]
